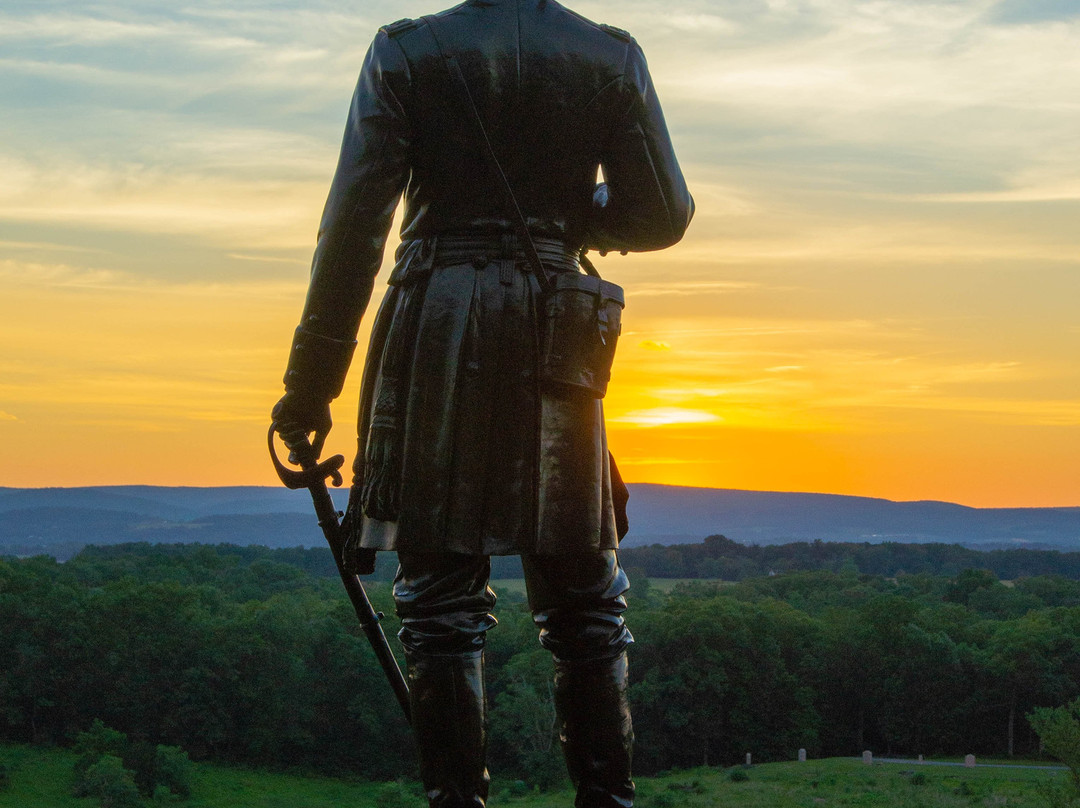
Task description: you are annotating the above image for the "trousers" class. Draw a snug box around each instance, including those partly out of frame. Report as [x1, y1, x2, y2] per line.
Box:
[394, 550, 633, 659]
[393, 550, 635, 808]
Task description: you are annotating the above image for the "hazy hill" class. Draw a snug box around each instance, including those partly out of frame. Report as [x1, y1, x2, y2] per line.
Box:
[1, 483, 1078, 558]
[621, 484, 1080, 548]
[0, 485, 334, 520]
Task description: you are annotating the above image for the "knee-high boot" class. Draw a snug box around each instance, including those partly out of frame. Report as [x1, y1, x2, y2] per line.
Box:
[553, 652, 635, 808]
[406, 650, 490, 808]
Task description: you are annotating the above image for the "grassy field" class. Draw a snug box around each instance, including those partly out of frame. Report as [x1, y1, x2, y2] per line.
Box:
[0, 744, 1068, 807]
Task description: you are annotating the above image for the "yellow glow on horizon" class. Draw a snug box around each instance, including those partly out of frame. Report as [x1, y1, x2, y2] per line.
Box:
[2, 234, 1078, 507]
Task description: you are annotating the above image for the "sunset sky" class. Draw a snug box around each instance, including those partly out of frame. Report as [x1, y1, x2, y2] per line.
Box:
[2, 0, 1078, 507]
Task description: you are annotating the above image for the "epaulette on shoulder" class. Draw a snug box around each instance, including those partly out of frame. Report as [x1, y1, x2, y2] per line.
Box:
[380, 18, 418, 38]
[599, 23, 633, 43]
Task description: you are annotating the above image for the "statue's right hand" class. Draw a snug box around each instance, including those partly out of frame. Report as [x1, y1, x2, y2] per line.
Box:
[271, 391, 332, 465]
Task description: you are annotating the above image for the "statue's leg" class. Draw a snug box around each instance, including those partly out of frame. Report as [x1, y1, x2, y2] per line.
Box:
[395, 552, 497, 808]
[523, 551, 635, 808]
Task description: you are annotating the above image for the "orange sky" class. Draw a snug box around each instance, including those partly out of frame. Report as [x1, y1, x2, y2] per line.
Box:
[1, 0, 1078, 507]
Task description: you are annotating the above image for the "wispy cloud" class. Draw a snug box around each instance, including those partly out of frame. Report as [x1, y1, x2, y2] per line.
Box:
[0, 55, 194, 90]
[608, 407, 725, 427]
[629, 280, 761, 296]
[0, 259, 127, 289]
[0, 239, 109, 254]
[0, 258, 309, 298]
[227, 253, 309, 266]
[0, 159, 325, 248]
[0, 15, 187, 45]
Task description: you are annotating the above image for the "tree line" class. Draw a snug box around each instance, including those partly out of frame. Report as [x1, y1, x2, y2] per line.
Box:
[3, 542, 1080, 785]
[619, 534, 1080, 582]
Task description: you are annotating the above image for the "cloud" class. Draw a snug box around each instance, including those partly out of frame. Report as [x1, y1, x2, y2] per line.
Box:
[227, 253, 308, 266]
[0, 158, 325, 248]
[608, 407, 725, 427]
[0, 411, 18, 421]
[0, 257, 310, 300]
[625, 0, 1080, 212]
[0, 258, 126, 289]
[910, 187, 1080, 203]
[0, 15, 183, 45]
[0, 239, 108, 254]
[606, 305, 1080, 436]
[629, 280, 761, 296]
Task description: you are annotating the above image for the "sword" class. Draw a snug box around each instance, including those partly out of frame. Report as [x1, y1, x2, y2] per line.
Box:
[267, 425, 411, 721]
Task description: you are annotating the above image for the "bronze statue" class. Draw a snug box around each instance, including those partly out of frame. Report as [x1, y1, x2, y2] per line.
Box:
[272, 2, 692, 805]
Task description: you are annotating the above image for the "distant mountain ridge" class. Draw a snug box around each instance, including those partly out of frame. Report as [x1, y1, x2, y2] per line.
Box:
[0, 485, 333, 520]
[1, 484, 1078, 559]
[622, 484, 1080, 548]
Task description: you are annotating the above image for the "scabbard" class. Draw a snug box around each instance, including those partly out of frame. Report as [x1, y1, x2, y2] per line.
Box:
[307, 478, 412, 722]
[268, 425, 411, 722]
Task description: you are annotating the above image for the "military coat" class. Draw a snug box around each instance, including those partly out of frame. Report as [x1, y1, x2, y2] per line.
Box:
[295, 0, 693, 556]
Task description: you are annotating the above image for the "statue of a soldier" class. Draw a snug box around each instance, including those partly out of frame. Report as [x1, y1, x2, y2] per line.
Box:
[272, 2, 692, 806]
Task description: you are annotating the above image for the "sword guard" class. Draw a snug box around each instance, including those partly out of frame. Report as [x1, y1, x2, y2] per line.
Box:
[268, 425, 345, 489]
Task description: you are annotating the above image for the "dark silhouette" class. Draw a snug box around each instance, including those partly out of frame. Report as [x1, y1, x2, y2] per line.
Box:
[271, 2, 692, 805]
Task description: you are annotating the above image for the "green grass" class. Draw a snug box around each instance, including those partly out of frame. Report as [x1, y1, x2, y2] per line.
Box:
[629, 759, 1067, 808]
[0, 745, 1069, 807]
[0, 745, 416, 808]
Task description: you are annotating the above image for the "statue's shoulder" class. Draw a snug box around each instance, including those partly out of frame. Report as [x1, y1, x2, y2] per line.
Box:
[598, 23, 634, 44]
[380, 18, 420, 38]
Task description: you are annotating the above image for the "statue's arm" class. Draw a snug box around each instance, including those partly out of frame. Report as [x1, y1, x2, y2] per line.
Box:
[300, 30, 412, 344]
[586, 40, 694, 253]
[279, 31, 412, 413]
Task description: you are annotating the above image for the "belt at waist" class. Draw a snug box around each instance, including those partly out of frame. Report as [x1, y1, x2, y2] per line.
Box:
[431, 232, 581, 273]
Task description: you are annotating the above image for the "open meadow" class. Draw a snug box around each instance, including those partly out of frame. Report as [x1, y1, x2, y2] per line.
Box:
[0, 744, 1068, 808]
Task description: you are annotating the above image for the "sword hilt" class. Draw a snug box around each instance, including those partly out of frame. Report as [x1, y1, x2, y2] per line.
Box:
[268, 425, 345, 489]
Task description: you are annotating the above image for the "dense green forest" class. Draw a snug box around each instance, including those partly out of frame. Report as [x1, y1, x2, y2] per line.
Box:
[3, 542, 1080, 785]
[306, 534, 1080, 583]
[617, 534, 1080, 581]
